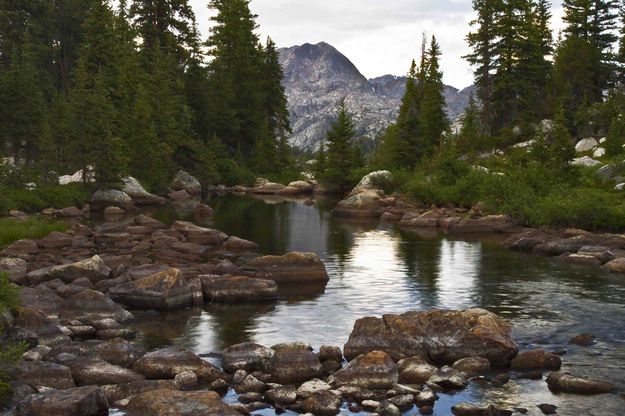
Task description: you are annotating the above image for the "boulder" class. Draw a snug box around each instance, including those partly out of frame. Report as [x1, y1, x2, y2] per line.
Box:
[200, 275, 277, 302]
[287, 180, 315, 193]
[302, 390, 342, 416]
[171, 170, 202, 195]
[27, 255, 111, 285]
[132, 346, 222, 382]
[37, 231, 72, 249]
[546, 372, 616, 394]
[60, 289, 134, 323]
[397, 357, 437, 384]
[244, 252, 329, 284]
[90, 189, 135, 212]
[0, 257, 28, 283]
[265, 385, 297, 404]
[427, 366, 468, 390]
[351, 171, 393, 195]
[100, 380, 178, 404]
[252, 182, 286, 194]
[8, 360, 75, 390]
[451, 403, 511, 416]
[449, 215, 517, 234]
[334, 189, 384, 217]
[19, 287, 64, 316]
[168, 189, 191, 200]
[103, 206, 125, 216]
[296, 378, 332, 398]
[109, 268, 193, 311]
[222, 342, 275, 373]
[222, 236, 259, 252]
[16, 386, 108, 416]
[605, 258, 625, 273]
[452, 357, 491, 375]
[511, 350, 562, 371]
[343, 309, 518, 367]
[53, 207, 85, 218]
[14, 308, 71, 347]
[319, 345, 343, 363]
[533, 235, 595, 257]
[593, 147, 606, 158]
[2, 239, 39, 256]
[171, 221, 227, 245]
[125, 389, 240, 416]
[69, 357, 145, 385]
[92, 338, 147, 368]
[571, 156, 601, 167]
[194, 203, 213, 217]
[575, 138, 599, 153]
[267, 345, 323, 384]
[122, 177, 166, 206]
[329, 351, 397, 389]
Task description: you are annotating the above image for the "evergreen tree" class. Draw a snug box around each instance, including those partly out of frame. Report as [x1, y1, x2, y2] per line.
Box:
[457, 95, 483, 154]
[319, 101, 360, 190]
[465, 0, 500, 133]
[532, 109, 575, 175]
[605, 113, 625, 156]
[419, 36, 449, 149]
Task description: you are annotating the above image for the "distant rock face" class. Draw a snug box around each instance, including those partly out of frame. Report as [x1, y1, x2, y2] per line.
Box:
[279, 42, 473, 151]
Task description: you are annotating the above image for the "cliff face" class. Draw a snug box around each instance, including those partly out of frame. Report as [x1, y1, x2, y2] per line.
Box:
[279, 42, 473, 151]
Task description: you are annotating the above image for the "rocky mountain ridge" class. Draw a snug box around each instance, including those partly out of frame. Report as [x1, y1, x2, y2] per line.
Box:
[279, 42, 474, 151]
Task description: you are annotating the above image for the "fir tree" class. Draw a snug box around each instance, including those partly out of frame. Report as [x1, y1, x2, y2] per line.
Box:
[419, 36, 449, 149]
[319, 101, 360, 190]
[605, 114, 625, 156]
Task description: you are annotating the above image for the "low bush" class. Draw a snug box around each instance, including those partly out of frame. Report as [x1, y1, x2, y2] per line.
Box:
[0, 183, 90, 214]
[0, 218, 69, 248]
[0, 272, 22, 409]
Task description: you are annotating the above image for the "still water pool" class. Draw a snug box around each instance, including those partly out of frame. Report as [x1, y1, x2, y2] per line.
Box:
[131, 194, 625, 415]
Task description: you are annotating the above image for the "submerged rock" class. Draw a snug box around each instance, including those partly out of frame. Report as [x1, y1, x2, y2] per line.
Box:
[546, 371, 616, 394]
[511, 349, 561, 371]
[200, 275, 277, 302]
[343, 308, 518, 366]
[245, 252, 329, 284]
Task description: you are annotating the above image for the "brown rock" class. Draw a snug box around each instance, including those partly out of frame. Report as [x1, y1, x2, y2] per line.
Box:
[222, 342, 275, 373]
[343, 308, 518, 367]
[245, 252, 329, 284]
[267, 346, 323, 384]
[60, 289, 134, 323]
[16, 386, 108, 416]
[511, 350, 562, 371]
[200, 275, 277, 302]
[9, 360, 75, 390]
[546, 371, 616, 394]
[69, 357, 145, 386]
[329, 351, 397, 389]
[109, 268, 193, 310]
[132, 346, 222, 382]
[452, 357, 491, 375]
[92, 338, 146, 368]
[125, 389, 240, 416]
[397, 357, 437, 384]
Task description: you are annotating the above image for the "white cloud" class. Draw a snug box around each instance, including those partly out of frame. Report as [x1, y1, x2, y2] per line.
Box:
[191, 0, 565, 89]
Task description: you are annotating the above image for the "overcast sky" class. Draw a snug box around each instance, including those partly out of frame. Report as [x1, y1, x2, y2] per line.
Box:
[191, 0, 565, 89]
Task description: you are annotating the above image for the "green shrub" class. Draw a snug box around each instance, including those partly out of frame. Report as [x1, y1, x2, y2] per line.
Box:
[0, 218, 68, 248]
[0, 184, 90, 214]
[0, 273, 20, 312]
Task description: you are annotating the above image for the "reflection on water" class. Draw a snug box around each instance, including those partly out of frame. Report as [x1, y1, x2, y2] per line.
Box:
[134, 194, 625, 415]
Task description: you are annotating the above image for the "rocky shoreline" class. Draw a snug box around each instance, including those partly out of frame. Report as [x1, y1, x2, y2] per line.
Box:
[0, 170, 623, 415]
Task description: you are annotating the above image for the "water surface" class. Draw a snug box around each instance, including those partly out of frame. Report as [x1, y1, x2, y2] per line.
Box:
[134, 194, 625, 415]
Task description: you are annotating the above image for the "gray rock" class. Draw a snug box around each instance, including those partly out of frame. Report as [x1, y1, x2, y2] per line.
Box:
[132, 346, 222, 382]
[122, 177, 165, 206]
[91, 189, 135, 212]
[329, 351, 397, 389]
[302, 390, 342, 416]
[0, 257, 28, 283]
[546, 371, 616, 394]
[27, 255, 111, 285]
[60, 289, 134, 323]
[16, 386, 108, 416]
[222, 342, 275, 373]
[201, 275, 277, 302]
[171, 170, 202, 195]
[69, 357, 145, 386]
[9, 360, 75, 390]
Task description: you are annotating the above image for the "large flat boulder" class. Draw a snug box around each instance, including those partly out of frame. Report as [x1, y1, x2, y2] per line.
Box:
[17, 386, 108, 416]
[14, 308, 72, 347]
[125, 389, 239, 416]
[200, 275, 277, 302]
[60, 289, 134, 323]
[244, 252, 329, 284]
[9, 360, 75, 390]
[27, 255, 111, 285]
[132, 346, 222, 382]
[19, 287, 64, 316]
[171, 221, 227, 246]
[546, 372, 616, 394]
[109, 268, 193, 311]
[68, 357, 144, 386]
[91, 338, 146, 368]
[343, 309, 518, 367]
[267, 345, 323, 384]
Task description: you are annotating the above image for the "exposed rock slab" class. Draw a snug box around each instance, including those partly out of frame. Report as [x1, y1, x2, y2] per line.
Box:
[201, 275, 277, 302]
[245, 252, 329, 284]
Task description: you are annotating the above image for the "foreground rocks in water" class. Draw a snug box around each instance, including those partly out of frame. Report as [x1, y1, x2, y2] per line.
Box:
[171, 170, 202, 195]
[302, 390, 342, 416]
[92, 338, 146, 368]
[451, 403, 512, 416]
[427, 366, 468, 390]
[245, 252, 329, 284]
[452, 357, 492, 375]
[100, 379, 178, 404]
[343, 308, 518, 366]
[17, 386, 109, 416]
[546, 372, 616, 394]
[329, 351, 397, 389]
[13, 308, 72, 347]
[397, 357, 437, 384]
[27, 255, 111, 286]
[90, 189, 135, 212]
[511, 349, 562, 371]
[132, 346, 222, 382]
[171, 221, 227, 246]
[267, 344, 323, 384]
[222, 342, 275, 373]
[125, 389, 240, 416]
[200, 275, 277, 302]
[109, 268, 193, 310]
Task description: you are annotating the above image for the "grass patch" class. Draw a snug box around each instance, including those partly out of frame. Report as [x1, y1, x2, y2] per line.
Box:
[0, 272, 23, 409]
[0, 217, 68, 248]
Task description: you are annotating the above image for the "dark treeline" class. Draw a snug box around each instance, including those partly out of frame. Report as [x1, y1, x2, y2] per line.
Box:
[0, 0, 295, 190]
